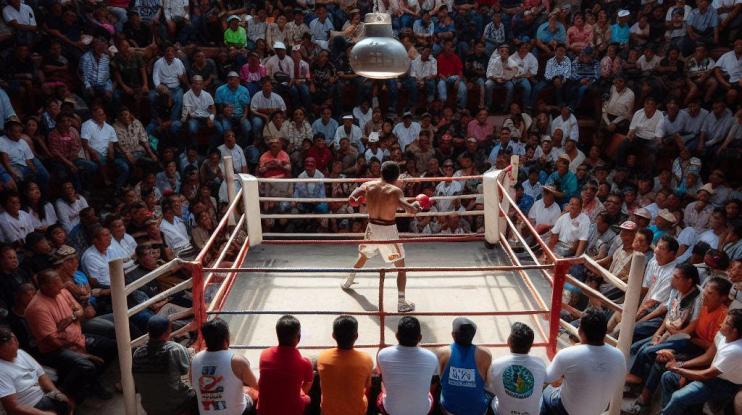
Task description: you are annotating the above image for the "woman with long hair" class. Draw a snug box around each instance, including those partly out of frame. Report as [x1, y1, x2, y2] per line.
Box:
[21, 180, 58, 232]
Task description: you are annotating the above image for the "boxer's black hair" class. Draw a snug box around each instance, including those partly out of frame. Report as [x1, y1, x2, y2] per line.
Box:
[381, 161, 400, 182]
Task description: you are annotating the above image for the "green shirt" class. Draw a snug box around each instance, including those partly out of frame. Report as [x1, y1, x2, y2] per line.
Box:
[111, 52, 145, 86]
[224, 26, 247, 47]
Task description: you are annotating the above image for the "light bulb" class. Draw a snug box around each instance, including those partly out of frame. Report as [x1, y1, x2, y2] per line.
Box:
[350, 13, 410, 79]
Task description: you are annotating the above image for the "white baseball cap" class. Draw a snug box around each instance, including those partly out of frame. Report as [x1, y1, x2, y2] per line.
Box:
[273, 41, 286, 49]
[368, 132, 380, 143]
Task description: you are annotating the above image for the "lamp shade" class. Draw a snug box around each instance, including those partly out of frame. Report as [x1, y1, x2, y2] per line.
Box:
[350, 13, 410, 79]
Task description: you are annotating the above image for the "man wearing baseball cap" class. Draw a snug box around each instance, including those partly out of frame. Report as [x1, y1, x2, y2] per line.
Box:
[684, 183, 715, 231]
[224, 15, 247, 47]
[437, 317, 492, 415]
[598, 221, 639, 299]
[215, 71, 252, 146]
[293, 157, 329, 215]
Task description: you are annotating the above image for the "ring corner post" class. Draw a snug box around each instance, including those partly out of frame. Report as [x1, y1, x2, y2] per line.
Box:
[239, 173, 263, 246]
[609, 252, 647, 415]
[109, 258, 137, 415]
[547, 259, 569, 360]
[483, 169, 501, 244]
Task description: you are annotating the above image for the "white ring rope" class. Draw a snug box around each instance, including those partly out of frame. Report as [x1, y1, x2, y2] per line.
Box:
[262, 232, 482, 238]
[257, 175, 482, 184]
[259, 194, 483, 203]
[260, 210, 484, 220]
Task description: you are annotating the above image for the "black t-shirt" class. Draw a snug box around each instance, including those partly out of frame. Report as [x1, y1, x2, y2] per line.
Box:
[465, 53, 488, 79]
[123, 21, 154, 47]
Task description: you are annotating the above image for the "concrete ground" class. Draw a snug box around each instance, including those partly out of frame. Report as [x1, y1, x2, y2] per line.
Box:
[218, 241, 554, 365]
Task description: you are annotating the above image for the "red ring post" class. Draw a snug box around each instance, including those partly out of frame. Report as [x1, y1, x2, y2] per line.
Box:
[547, 260, 569, 359]
[191, 262, 207, 348]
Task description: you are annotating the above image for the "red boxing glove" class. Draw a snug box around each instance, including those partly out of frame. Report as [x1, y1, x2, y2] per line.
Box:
[349, 194, 366, 207]
[416, 194, 432, 210]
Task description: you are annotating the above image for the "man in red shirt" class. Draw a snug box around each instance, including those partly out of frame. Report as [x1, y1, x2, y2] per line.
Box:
[257, 315, 314, 415]
[306, 133, 333, 173]
[436, 40, 468, 108]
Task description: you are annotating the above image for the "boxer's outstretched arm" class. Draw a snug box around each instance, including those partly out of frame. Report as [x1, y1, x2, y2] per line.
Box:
[397, 188, 420, 214]
[349, 183, 367, 203]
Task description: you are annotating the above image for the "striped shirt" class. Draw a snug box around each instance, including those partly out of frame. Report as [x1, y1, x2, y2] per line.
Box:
[79, 52, 111, 89]
[570, 57, 599, 82]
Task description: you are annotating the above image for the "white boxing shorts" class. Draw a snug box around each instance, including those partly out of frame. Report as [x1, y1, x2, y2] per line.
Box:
[359, 222, 405, 263]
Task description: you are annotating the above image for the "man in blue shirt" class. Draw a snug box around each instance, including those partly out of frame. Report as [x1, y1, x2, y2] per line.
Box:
[293, 157, 328, 214]
[312, 106, 338, 141]
[0, 87, 16, 132]
[611, 10, 631, 49]
[546, 155, 578, 206]
[682, 0, 719, 55]
[214, 71, 252, 146]
[437, 317, 492, 415]
[535, 13, 566, 56]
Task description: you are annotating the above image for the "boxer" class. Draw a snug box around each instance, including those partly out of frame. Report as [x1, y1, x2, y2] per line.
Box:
[343, 161, 421, 312]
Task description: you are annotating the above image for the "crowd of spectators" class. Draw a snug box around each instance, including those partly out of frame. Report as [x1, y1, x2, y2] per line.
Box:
[0, 0, 740, 412]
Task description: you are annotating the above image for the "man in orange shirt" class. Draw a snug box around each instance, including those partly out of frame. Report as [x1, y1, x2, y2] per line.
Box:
[24, 269, 117, 402]
[317, 315, 373, 415]
[258, 137, 292, 212]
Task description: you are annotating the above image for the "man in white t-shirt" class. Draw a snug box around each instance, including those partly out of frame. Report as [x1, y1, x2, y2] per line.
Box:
[488, 322, 546, 415]
[542, 308, 627, 415]
[527, 185, 562, 237]
[0, 119, 49, 191]
[713, 38, 741, 103]
[0, 327, 73, 415]
[159, 197, 193, 258]
[626, 234, 681, 341]
[81, 106, 130, 188]
[179, 75, 216, 143]
[548, 196, 589, 257]
[660, 309, 742, 413]
[217, 130, 248, 174]
[249, 77, 287, 139]
[393, 112, 422, 151]
[377, 316, 438, 415]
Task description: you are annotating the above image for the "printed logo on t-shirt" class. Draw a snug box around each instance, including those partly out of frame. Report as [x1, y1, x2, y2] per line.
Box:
[502, 365, 535, 399]
[448, 366, 477, 388]
[198, 365, 227, 411]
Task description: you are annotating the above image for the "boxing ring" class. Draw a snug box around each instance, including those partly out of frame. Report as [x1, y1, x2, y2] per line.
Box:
[109, 156, 646, 415]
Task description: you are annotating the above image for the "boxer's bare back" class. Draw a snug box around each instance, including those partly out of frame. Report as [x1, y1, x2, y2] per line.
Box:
[363, 180, 411, 222]
[343, 177, 420, 312]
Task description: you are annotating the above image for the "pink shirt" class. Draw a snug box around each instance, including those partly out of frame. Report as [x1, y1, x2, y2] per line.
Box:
[259, 150, 291, 178]
[240, 63, 268, 83]
[567, 24, 593, 49]
[467, 118, 496, 143]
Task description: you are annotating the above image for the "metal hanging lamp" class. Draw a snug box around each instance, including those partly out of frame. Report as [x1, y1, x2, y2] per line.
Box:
[350, 10, 410, 79]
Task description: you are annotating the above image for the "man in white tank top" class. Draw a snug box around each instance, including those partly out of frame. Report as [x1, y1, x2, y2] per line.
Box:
[191, 318, 258, 415]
